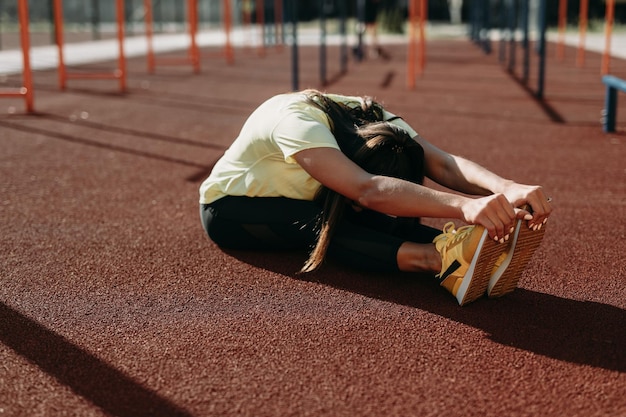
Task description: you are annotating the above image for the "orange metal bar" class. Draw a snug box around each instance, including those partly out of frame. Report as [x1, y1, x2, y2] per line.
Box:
[577, 0, 588, 67]
[0, 89, 27, 98]
[19, 0, 33, 112]
[406, 0, 426, 87]
[223, 0, 235, 63]
[66, 73, 121, 80]
[0, 0, 35, 112]
[557, 0, 567, 61]
[145, 0, 155, 73]
[53, 0, 66, 89]
[418, 0, 427, 75]
[202, 0, 238, 63]
[54, 0, 126, 91]
[238, 0, 271, 55]
[116, 0, 127, 90]
[602, 0, 615, 75]
[407, 0, 417, 89]
[189, 0, 200, 73]
[145, 0, 201, 72]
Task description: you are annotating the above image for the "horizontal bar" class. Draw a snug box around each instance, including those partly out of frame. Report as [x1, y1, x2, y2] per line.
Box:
[154, 58, 196, 66]
[65, 72, 121, 80]
[0, 88, 28, 97]
[602, 75, 626, 91]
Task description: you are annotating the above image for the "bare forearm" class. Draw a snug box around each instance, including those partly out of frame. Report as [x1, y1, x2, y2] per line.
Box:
[358, 174, 526, 240]
[356, 175, 467, 219]
[431, 153, 554, 230]
[438, 154, 514, 197]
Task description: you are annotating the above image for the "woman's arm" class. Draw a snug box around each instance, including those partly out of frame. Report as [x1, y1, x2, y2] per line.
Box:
[294, 147, 518, 241]
[414, 134, 552, 228]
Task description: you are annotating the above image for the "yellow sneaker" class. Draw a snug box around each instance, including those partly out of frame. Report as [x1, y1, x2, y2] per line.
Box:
[487, 218, 546, 298]
[434, 222, 505, 306]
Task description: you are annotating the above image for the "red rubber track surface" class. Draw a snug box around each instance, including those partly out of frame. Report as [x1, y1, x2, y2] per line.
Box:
[1, 39, 625, 417]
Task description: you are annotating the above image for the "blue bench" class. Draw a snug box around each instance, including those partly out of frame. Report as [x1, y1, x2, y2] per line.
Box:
[602, 75, 626, 132]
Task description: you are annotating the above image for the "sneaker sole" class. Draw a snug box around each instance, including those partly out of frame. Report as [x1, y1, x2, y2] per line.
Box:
[456, 229, 506, 306]
[487, 221, 546, 298]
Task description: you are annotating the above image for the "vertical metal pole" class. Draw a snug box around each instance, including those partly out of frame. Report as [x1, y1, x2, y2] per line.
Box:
[175, 0, 183, 28]
[189, 0, 200, 73]
[339, 0, 347, 74]
[498, 0, 506, 63]
[274, 0, 283, 47]
[407, 0, 416, 89]
[48, 0, 55, 46]
[125, 0, 134, 36]
[18, 0, 34, 112]
[577, 0, 588, 67]
[537, 0, 547, 99]
[290, 0, 298, 91]
[602, 0, 615, 75]
[418, 0, 426, 75]
[224, 0, 235, 63]
[556, 0, 566, 60]
[603, 86, 617, 133]
[508, 0, 516, 72]
[197, 0, 203, 28]
[117, 0, 127, 91]
[155, 0, 163, 32]
[319, 0, 326, 86]
[480, 0, 488, 51]
[469, 0, 476, 43]
[256, 0, 266, 56]
[53, 0, 66, 90]
[145, 0, 155, 72]
[92, 0, 101, 40]
[522, 0, 529, 83]
[355, 0, 365, 61]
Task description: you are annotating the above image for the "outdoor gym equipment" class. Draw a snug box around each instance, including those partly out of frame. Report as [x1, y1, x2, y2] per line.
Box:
[289, 0, 298, 91]
[602, 0, 615, 75]
[470, 0, 548, 99]
[556, 0, 617, 75]
[577, 0, 589, 67]
[407, 0, 427, 89]
[144, 0, 201, 73]
[601, 74, 626, 132]
[53, 0, 127, 91]
[0, 0, 34, 112]
[240, 0, 285, 56]
[318, 0, 348, 87]
[145, 0, 283, 73]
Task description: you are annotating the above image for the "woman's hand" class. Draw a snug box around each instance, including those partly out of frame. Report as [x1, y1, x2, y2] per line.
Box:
[460, 194, 517, 243]
[501, 183, 553, 230]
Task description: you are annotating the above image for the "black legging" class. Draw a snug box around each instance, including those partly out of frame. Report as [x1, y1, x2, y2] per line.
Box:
[200, 196, 440, 272]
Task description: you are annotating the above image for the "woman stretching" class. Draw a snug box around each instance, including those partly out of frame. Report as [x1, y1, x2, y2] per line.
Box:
[199, 90, 552, 305]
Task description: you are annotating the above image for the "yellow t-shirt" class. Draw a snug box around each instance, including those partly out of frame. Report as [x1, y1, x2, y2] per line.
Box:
[199, 92, 417, 205]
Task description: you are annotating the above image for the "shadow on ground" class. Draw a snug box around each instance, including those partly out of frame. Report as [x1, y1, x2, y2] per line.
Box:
[0, 303, 194, 417]
[228, 250, 626, 374]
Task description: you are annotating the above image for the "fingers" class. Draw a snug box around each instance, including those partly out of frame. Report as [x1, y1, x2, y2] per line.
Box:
[478, 194, 516, 243]
[492, 194, 516, 243]
[523, 187, 553, 230]
[528, 205, 550, 230]
[514, 207, 534, 221]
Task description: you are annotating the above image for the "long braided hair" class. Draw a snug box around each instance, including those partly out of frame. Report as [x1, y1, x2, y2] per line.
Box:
[300, 90, 426, 272]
